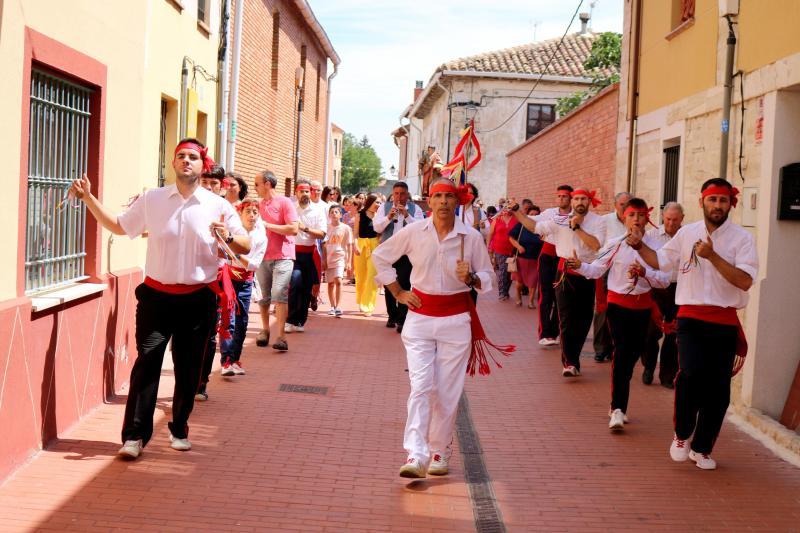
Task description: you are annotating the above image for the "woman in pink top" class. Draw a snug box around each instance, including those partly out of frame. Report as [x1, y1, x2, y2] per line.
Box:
[487, 204, 517, 300]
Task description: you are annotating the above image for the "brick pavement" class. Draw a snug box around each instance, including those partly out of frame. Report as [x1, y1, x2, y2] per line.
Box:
[0, 285, 799, 532]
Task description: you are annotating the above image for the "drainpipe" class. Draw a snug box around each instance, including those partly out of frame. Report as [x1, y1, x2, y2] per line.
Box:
[226, 0, 245, 171]
[216, 0, 232, 167]
[719, 15, 737, 180]
[179, 56, 189, 139]
[322, 63, 339, 186]
[294, 67, 304, 183]
[625, 0, 643, 192]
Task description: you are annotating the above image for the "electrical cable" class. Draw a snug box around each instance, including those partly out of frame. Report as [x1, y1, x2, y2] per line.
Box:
[476, 0, 584, 134]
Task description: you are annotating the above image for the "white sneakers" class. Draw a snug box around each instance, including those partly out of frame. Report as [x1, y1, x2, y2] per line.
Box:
[220, 362, 235, 376]
[689, 450, 717, 470]
[399, 457, 426, 479]
[118, 439, 143, 459]
[169, 433, 192, 451]
[539, 337, 559, 346]
[428, 454, 449, 476]
[669, 435, 690, 462]
[328, 308, 336, 316]
[231, 362, 245, 375]
[284, 324, 305, 333]
[562, 365, 580, 377]
[334, 308, 343, 317]
[608, 409, 625, 430]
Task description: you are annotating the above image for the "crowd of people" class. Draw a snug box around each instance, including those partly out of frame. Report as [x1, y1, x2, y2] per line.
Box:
[69, 138, 756, 476]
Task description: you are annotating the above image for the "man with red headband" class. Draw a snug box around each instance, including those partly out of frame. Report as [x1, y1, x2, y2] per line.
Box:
[566, 197, 670, 431]
[511, 188, 606, 377]
[372, 177, 497, 479]
[531, 185, 573, 346]
[628, 178, 757, 470]
[69, 138, 251, 459]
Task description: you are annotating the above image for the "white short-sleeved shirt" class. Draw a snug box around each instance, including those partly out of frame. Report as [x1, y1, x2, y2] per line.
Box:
[241, 220, 268, 272]
[603, 212, 627, 240]
[372, 218, 494, 296]
[646, 225, 678, 283]
[534, 211, 606, 263]
[294, 201, 327, 246]
[653, 219, 758, 309]
[578, 235, 670, 295]
[118, 184, 246, 285]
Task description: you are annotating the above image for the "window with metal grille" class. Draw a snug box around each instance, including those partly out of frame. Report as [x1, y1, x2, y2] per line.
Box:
[26, 69, 92, 293]
[526, 104, 555, 139]
[663, 145, 680, 207]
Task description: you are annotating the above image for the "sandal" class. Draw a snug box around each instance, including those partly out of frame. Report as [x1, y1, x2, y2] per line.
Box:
[515, 300, 522, 306]
[528, 303, 535, 309]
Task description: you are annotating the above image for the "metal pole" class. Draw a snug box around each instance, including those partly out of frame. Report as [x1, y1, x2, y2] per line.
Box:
[179, 56, 189, 139]
[227, 0, 245, 171]
[216, 0, 232, 167]
[719, 16, 737, 180]
[322, 63, 339, 185]
[294, 89, 303, 182]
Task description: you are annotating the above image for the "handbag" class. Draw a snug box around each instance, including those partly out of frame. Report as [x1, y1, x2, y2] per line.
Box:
[505, 225, 525, 273]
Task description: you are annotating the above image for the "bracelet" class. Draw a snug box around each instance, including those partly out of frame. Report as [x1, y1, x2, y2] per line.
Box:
[225, 234, 234, 244]
[571, 223, 581, 232]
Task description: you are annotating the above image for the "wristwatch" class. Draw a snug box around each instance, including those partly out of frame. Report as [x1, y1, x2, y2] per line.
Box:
[571, 223, 581, 232]
[225, 234, 234, 244]
[466, 272, 479, 288]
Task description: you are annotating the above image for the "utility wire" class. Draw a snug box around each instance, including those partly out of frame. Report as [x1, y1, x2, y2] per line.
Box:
[477, 0, 584, 134]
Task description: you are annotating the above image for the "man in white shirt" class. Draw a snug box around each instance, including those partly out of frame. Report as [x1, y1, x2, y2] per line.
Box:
[641, 202, 684, 388]
[373, 181, 425, 332]
[532, 185, 573, 345]
[288, 180, 327, 332]
[511, 188, 607, 377]
[373, 177, 501, 479]
[593, 191, 631, 363]
[566, 197, 670, 431]
[629, 178, 758, 470]
[69, 138, 250, 458]
[308, 179, 328, 311]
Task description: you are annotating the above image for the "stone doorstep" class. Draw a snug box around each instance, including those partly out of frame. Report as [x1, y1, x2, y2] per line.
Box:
[729, 403, 800, 467]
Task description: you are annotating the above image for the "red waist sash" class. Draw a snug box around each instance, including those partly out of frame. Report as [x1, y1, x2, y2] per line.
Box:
[608, 290, 653, 310]
[410, 288, 515, 376]
[144, 277, 206, 294]
[678, 304, 748, 376]
[557, 257, 580, 276]
[296, 244, 322, 276]
[296, 245, 316, 253]
[230, 265, 254, 281]
[541, 242, 557, 256]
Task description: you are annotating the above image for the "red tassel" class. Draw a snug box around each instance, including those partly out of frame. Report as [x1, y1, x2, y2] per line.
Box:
[466, 300, 515, 377]
[213, 264, 239, 340]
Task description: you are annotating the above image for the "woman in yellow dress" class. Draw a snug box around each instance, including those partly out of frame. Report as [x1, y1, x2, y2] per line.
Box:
[353, 194, 382, 315]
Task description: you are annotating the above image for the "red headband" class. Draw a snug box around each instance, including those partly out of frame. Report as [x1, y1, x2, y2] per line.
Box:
[174, 142, 215, 173]
[296, 184, 311, 192]
[701, 185, 740, 208]
[236, 200, 259, 213]
[222, 177, 234, 188]
[429, 182, 474, 206]
[571, 189, 601, 207]
[623, 206, 657, 227]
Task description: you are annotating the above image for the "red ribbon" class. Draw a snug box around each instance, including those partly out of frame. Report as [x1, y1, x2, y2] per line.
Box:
[429, 182, 474, 206]
[571, 189, 601, 207]
[623, 206, 657, 227]
[174, 141, 215, 174]
[701, 185, 740, 207]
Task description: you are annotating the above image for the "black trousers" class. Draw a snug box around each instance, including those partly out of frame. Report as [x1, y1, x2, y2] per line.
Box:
[642, 282, 678, 383]
[592, 275, 613, 356]
[555, 272, 595, 369]
[122, 283, 217, 445]
[675, 317, 737, 454]
[199, 306, 220, 387]
[288, 252, 317, 326]
[537, 253, 560, 340]
[607, 304, 651, 413]
[384, 255, 412, 325]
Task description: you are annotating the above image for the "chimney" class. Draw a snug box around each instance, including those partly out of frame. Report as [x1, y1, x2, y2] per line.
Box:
[579, 12, 590, 34]
[414, 80, 423, 102]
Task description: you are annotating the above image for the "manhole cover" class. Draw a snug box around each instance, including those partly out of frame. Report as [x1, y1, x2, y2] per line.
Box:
[279, 384, 329, 395]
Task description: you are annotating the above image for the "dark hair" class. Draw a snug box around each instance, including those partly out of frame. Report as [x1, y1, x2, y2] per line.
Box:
[178, 137, 205, 148]
[522, 198, 533, 206]
[202, 164, 225, 180]
[260, 170, 278, 188]
[468, 183, 479, 198]
[328, 203, 342, 213]
[556, 184, 574, 193]
[701, 178, 733, 192]
[322, 186, 342, 202]
[623, 197, 649, 211]
[392, 181, 409, 191]
[226, 172, 248, 200]
[486, 205, 498, 217]
[530, 204, 541, 213]
[361, 194, 380, 212]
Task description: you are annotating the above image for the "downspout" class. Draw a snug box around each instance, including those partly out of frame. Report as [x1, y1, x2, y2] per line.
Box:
[400, 114, 424, 195]
[215, 0, 232, 167]
[226, 0, 245, 171]
[625, 0, 643, 192]
[719, 15, 737, 180]
[322, 62, 339, 186]
[179, 56, 189, 139]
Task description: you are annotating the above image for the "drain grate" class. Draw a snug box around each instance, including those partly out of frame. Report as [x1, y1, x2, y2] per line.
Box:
[456, 392, 506, 533]
[278, 384, 329, 395]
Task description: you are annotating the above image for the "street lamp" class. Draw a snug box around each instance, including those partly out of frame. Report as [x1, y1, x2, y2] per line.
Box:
[293, 66, 304, 184]
[389, 165, 397, 179]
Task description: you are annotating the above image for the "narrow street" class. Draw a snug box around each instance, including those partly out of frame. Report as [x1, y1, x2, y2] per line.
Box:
[1, 286, 798, 532]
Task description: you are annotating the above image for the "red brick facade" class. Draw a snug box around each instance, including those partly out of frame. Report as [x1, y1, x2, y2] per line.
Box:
[506, 83, 619, 214]
[232, 0, 330, 195]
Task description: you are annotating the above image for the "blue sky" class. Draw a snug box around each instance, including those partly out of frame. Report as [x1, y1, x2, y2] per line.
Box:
[313, 0, 624, 176]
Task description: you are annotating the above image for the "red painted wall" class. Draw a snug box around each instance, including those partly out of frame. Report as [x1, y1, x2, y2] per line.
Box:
[506, 83, 619, 214]
[0, 268, 140, 482]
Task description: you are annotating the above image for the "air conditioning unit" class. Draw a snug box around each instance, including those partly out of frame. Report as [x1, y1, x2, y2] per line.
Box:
[719, 0, 739, 16]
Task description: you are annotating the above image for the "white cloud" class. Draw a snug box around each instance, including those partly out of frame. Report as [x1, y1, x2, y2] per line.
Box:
[313, 0, 623, 174]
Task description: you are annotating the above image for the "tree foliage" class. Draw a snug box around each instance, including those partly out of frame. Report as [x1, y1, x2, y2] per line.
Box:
[555, 32, 622, 116]
[341, 133, 382, 194]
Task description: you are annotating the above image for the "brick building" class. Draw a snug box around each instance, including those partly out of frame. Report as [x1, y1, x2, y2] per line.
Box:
[506, 83, 619, 213]
[229, 0, 339, 195]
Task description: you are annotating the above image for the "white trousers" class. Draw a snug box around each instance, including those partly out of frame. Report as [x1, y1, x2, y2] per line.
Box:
[401, 310, 471, 466]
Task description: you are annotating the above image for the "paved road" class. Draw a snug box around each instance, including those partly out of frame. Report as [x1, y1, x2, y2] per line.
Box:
[0, 285, 798, 532]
